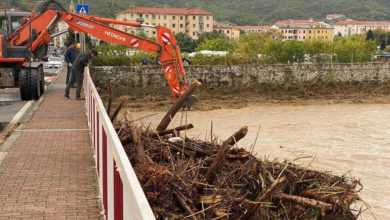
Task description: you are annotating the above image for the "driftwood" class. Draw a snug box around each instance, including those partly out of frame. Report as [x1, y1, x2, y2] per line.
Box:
[156, 124, 194, 136]
[274, 193, 333, 215]
[123, 111, 146, 159]
[204, 126, 248, 184]
[241, 176, 286, 219]
[156, 80, 201, 131]
[106, 79, 113, 116]
[172, 189, 197, 220]
[110, 96, 126, 122]
[112, 101, 364, 219]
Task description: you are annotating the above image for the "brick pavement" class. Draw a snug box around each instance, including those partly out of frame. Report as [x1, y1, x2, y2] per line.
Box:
[0, 69, 103, 219]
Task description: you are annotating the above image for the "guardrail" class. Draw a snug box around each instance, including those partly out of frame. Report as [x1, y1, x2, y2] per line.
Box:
[84, 68, 155, 220]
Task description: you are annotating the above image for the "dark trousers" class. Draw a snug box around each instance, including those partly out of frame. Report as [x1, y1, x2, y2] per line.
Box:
[65, 68, 84, 98]
[66, 63, 76, 85]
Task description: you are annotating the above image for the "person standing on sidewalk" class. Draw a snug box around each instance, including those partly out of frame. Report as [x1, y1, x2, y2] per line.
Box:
[64, 43, 80, 85]
[64, 50, 99, 100]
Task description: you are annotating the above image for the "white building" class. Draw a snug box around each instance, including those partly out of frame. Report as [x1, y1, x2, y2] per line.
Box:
[334, 20, 390, 36]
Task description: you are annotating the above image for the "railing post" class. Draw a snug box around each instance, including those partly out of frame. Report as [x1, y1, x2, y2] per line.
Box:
[84, 68, 155, 220]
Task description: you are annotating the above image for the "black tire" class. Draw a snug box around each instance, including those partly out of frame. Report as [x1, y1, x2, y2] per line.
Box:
[39, 66, 45, 95]
[19, 68, 31, 100]
[30, 68, 41, 100]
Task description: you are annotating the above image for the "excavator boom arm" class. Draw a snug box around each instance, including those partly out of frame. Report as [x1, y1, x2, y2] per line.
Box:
[8, 5, 188, 99]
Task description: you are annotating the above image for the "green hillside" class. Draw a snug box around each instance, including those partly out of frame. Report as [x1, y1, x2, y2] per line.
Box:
[2, 0, 390, 25]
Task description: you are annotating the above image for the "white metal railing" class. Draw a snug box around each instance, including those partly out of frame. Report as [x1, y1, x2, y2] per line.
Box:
[84, 68, 155, 220]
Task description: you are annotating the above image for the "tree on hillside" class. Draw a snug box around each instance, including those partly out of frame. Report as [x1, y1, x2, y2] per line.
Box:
[236, 33, 265, 56]
[64, 32, 93, 49]
[197, 31, 228, 45]
[333, 35, 376, 63]
[304, 40, 332, 63]
[174, 33, 196, 53]
[196, 38, 236, 52]
[366, 30, 374, 41]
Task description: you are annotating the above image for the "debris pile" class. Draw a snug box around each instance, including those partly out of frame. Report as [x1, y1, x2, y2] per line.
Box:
[109, 80, 364, 219]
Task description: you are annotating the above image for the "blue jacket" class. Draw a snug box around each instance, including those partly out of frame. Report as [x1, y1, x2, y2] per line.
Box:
[64, 46, 79, 64]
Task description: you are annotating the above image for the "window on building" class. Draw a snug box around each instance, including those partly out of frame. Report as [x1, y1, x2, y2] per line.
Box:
[163, 15, 167, 19]
[131, 14, 134, 18]
[146, 30, 149, 35]
[173, 24, 176, 28]
[145, 15, 149, 18]
[303, 30, 306, 33]
[152, 15, 156, 19]
[207, 16, 209, 20]
[326, 36, 328, 39]
[303, 36, 305, 39]
[309, 36, 311, 39]
[227, 30, 230, 34]
[173, 16, 176, 19]
[193, 24, 195, 28]
[180, 16, 183, 20]
[193, 32, 196, 36]
[146, 23, 149, 25]
[318, 30, 320, 33]
[180, 24, 183, 28]
[207, 24, 209, 28]
[163, 23, 167, 27]
[309, 30, 311, 34]
[153, 31, 156, 35]
[193, 16, 196, 20]
[153, 23, 156, 26]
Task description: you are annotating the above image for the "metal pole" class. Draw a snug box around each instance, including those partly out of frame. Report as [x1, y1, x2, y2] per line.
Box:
[82, 0, 86, 51]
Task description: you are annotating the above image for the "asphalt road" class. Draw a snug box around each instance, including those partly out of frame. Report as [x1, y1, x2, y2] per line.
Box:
[0, 67, 61, 130]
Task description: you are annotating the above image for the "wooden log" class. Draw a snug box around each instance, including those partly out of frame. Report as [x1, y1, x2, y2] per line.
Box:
[110, 97, 126, 122]
[172, 189, 196, 220]
[156, 124, 194, 136]
[241, 176, 286, 219]
[156, 80, 201, 131]
[273, 193, 333, 215]
[107, 79, 113, 116]
[204, 126, 248, 184]
[123, 111, 146, 159]
[225, 154, 250, 159]
[120, 134, 133, 145]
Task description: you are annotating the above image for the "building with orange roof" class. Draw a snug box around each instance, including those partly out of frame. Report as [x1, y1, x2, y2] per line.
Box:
[273, 19, 333, 41]
[115, 7, 213, 39]
[233, 25, 271, 34]
[326, 14, 345, 21]
[213, 22, 240, 41]
[334, 20, 390, 36]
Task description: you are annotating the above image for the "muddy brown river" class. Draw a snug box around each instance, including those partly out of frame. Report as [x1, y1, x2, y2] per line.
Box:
[131, 103, 390, 219]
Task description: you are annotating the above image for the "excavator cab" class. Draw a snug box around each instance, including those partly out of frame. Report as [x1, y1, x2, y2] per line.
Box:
[0, 11, 31, 61]
[0, 10, 44, 100]
[0, 11, 29, 36]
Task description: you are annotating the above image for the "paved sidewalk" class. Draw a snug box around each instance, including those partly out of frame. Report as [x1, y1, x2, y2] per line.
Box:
[0, 69, 103, 219]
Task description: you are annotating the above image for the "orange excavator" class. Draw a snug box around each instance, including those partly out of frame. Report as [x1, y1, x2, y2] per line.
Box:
[0, 0, 188, 100]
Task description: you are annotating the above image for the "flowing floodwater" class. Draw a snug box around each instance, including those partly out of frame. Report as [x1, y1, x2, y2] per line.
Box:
[131, 103, 390, 219]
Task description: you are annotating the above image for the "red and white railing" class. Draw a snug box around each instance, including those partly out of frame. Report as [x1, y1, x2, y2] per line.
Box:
[84, 68, 155, 220]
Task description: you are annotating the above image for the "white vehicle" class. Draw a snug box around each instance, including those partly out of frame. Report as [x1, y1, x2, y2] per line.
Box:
[45, 57, 63, 69]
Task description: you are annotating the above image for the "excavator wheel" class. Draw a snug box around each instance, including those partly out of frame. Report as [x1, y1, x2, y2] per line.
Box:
[19, 68, 31, 100]
[29, 68, 41, 100]
[39, 66, 45, 95]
